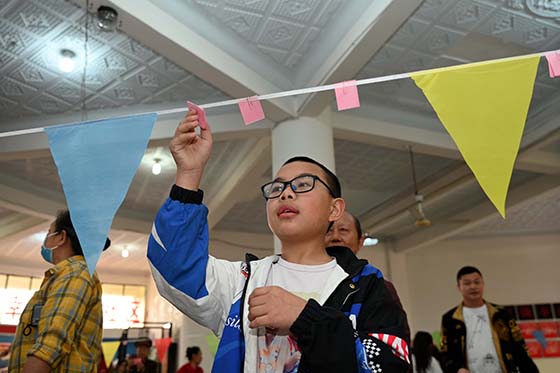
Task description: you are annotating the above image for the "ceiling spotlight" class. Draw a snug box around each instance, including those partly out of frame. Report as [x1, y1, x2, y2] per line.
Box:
[152, 158, 162, 175]
[121, 247, 129, 258]
[363, 236, 379, 246]
[58, 49, 76, 73]
[96, 6, 118, 32]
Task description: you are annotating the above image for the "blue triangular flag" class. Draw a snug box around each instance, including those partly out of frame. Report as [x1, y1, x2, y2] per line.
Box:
[45, 113, 156, 275]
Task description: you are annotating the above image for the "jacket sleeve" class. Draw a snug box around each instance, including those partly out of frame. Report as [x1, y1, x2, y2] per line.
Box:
[147, 186, 241, 335]
[290, 277, 410, 372]
[507, 313, 539, 373]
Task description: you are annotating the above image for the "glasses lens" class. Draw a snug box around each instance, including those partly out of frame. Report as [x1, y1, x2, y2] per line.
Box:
[263, 182, 285, 199]
[291, 175, 315, 193]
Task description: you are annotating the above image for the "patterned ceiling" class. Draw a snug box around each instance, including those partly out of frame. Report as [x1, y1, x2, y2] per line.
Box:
[190, 0, 346, 68]
[357, 0, 560, 134]
[0, 0, 229, 121]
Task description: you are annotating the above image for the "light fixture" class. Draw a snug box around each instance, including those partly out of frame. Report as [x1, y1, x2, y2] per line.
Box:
[409, 147, 432, 228]
[121, 246, 129, 258]
[96, 6, 119, 32]
[363, 236, 379, 246]
[152, 158, 162, 175]
[58, 49, 76, 73]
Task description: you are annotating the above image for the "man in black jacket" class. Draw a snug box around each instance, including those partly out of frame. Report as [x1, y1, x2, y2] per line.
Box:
[440, 266, 538, 373]
[325, 210, 411, 345]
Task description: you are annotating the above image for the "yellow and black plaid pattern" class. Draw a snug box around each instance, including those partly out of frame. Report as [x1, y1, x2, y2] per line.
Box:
[9, 256, 103, 372]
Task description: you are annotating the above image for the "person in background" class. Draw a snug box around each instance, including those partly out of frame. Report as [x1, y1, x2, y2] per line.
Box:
[412, 331, 443, 373]
[325, 210, 411, 344]
[129, 339, 160, 373]
[440, 266, 538, 373]
[177, 346, 203, 373]
[8, 209, 110, 372]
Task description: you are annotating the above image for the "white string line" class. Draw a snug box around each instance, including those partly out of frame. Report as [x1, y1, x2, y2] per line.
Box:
[0, 50, 551, 139]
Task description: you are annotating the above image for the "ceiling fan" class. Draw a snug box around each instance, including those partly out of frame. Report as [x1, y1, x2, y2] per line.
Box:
[408, 147, 432, 228]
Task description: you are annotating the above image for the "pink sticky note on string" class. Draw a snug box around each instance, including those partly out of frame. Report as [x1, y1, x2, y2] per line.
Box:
[545, 51, 560, 78]
[238, 96, 265, 125]
[335, 80, 360, 111]
[187, 101, 208, 129]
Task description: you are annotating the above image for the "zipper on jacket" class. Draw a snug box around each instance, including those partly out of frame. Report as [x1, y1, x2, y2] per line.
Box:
[239, 253, 258, 373]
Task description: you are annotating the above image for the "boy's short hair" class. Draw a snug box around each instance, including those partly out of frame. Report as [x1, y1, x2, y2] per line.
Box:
[283, 156, 341, 198]
[456, 266, 482, 283]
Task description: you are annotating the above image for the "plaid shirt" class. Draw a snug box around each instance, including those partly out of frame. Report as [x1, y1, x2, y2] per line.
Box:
[9, 256, 103, 372]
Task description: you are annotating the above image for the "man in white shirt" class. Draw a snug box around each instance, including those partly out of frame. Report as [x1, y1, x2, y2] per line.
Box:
[440, 266, 538, 373]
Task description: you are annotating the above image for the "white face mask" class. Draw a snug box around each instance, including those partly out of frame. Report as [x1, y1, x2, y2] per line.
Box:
[41, 232, 59, 263]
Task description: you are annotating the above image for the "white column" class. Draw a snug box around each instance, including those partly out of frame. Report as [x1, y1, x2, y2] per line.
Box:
[271, 115, 335, 254]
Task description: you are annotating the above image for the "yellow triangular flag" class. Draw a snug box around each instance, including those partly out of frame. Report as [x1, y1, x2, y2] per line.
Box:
[411, 57, 540, 217]
[101, 341, 120, 368]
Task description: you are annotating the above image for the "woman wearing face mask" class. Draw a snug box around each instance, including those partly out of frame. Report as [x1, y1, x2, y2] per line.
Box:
[9, 209, 110, 373]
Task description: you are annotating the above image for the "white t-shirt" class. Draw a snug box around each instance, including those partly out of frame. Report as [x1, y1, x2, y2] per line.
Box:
[257, 257, 338, 373]
[463, 304, 502, 373]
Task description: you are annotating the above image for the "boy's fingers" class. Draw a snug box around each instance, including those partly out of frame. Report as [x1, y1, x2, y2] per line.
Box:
[175, 119, 198, 136]
[174, 133, 198, 144]
[199, 121, 212, 142]
[249, 315, 269, 329]
[250, 287, 272, 297]
[248, 304, 267, 320]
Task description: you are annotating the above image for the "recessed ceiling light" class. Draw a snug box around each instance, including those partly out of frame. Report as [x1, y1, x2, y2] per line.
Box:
[58, 49, 76, 73]
[152, 158, 162, 175]
[121, 248, 129, 258]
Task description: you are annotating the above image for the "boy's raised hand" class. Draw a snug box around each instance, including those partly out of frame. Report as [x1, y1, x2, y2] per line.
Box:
[170, 109, 213, 190]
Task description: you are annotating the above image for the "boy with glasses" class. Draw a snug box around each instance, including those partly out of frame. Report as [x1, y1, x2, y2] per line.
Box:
[148, 110, 410, 373]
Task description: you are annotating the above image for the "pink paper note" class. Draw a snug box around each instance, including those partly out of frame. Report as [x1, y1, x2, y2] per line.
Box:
[238, 96, 265, 125]
[545, 51, 560, 78]
[335, 80, 360, 111]
[187, 101, 208, 129]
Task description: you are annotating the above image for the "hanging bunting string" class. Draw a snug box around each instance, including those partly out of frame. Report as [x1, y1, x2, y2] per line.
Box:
[0, 49, 552, 139]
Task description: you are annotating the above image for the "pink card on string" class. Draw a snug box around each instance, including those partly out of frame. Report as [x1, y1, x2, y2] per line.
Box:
[238, 96, 265, 125]
[545, 51, 560, 78]
[187, 101, 208, 129]
[335, 80, 360, 111]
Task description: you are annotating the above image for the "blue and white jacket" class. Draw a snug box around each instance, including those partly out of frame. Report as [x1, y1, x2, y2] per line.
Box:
[148, 185, 410, 372]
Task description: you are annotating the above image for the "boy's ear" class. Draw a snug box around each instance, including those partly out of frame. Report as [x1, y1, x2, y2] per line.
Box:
[328, 198, 345, 222]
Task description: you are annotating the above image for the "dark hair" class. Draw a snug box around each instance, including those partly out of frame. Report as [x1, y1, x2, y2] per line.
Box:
[54, 209, 111, 256]
[456, 266, 482, 283]
[349, 212, 363, 240]
[186, 346, 201, 360]
[283, 156, 341, 198]
[135, 338, 152, 348]
[413, 331, 435, 373]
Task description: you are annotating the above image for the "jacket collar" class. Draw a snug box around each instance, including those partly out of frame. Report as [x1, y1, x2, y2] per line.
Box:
[326, 246, 368, 276]
[452, 300, 499, 322]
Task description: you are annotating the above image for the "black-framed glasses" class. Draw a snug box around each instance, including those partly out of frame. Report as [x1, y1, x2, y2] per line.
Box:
[260, 174, 335, 200]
